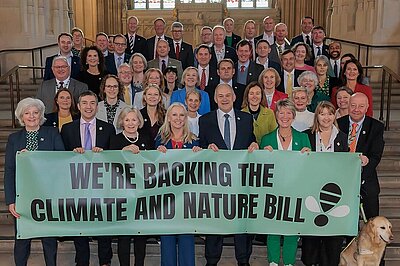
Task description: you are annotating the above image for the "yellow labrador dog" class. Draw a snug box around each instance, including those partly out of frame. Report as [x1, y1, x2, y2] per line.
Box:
[339, 216, 394, 265]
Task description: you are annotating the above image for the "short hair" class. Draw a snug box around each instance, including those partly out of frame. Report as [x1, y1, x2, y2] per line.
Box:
[153, 17, 166, 25]
[298, 71, 319, 87]
[256, 39, 271, 48]
[263, 16, 273, 23]
[312, 25, 325, 33]
[341, 58, 364, 84]
[275, 98, 296, 119]
[242, 81, 267, 109]
[52, 55, 70, 67]
[185, 89, 202, 103]
[53, 88, 78, 115]
[274, 22, 287, 32]
[328, 41, 341, 49]
[213, 25, 226, 34]
[113, 34, 127, 44]
[57, 32, 73, 42]
[340, 53, 356, 61]
[335, 86, 354, 99]
[71, 27, 84, 38]
[292, 42, 312, 61]
[15, 98, 46, 126]
[236, 39, 251, 51]
[195, 44, 211, 55]
[311, 101, 338, 133]
[127, 15, 139, 24]
[281, 49, 295, 58]
[156, 39, 169, 48]
[314, 55, 330, 69]
[301, 16, 314, 24]
[181, 66, 200, 87]
[80, 46, 105, 73]
[214, 83, 236, 101]
[171, 21, 183, 30]
[243, 20, 256, 30]
[292, 86, 309, 98]
[129, 52, 148, 70]
[223, 17, 235, 25]
[116, 106, 144, 130]
[99, 74, 124, 101]
[118, 63, 133, 74]
[259, 67, 281, 88]
[201, 26, 213, 33]
[217, 58, 235, 69]
[78, 90, 99, 104]
[96, 32, 108, 39]
[163, 65, 178, 76]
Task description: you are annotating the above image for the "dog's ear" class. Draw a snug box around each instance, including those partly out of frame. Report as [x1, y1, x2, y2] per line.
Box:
[366, 218, 378, 243]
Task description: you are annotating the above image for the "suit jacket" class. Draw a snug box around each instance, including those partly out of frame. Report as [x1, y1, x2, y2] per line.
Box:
[224, 33, 241, 49]
[331, 83, 373, 117]
[259, 127, 311, 151]
[304, 128, 348, 152]
[202, 65, 220, 110]
[276, 69, 305, 93]
[310, 44, 330, 65]
[337, 115, 384, 197]
[290, 34, 313, 47]
[269, 41, 292, 65]
[124, 33, 147, 56]
[4, 126, 65, 204]
[234, 61, 264, 85]
[269, 90, 288, 111]
[43, 111, 80, 129]
[36, 78, 88, 114]
[147, 57, 183, 81]
[105, 53, 131, 75]
[96, 100, 129, 133]
[168, 41, 194, 70]
[61, 118, 116, 151]
[232, 81, 247, 111]
[43, 54, 81, 81]
[254, 33, 275, 46]
[155, 135, 199, 149]
[198, 109, 256, 150]
[170, 87, 210, 115]
[209, 45, 238, 69]
[145, 35, 173, 61]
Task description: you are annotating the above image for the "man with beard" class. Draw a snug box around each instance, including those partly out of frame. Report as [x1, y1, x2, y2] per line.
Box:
[329, 41, 342, 78]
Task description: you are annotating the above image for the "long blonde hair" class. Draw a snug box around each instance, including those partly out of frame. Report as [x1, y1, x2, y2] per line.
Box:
[158, 102, 197, 144]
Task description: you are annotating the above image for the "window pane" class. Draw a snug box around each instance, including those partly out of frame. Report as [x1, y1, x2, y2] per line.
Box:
[241, 0, 254, 8]
[148, 0, 161, 9]
[180, 0, 192, 2]
[164, 0, 175, 8]
[227, 0, 239, 8]
[210, 0, 222, 2]
[256, 0, 268, 7]
[194, 0, 207, 3]
[134, 0, 146, 8]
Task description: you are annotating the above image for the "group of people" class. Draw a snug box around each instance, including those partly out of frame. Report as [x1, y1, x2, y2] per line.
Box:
[4, 14, 385, 266]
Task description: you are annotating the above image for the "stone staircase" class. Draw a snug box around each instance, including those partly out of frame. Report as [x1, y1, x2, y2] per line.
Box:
[0, 82, 399, 265]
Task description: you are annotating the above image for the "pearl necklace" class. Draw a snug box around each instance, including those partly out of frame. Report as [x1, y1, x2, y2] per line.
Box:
[122, 131, 139, 144]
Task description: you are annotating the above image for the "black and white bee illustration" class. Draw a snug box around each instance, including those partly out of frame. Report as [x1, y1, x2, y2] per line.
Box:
[305, 183, 350, 227]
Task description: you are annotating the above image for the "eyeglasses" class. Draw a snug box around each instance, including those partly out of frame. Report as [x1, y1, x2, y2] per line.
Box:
[53, 65, 69, 70]
[118, 71, 132, 75]
[114, 42, 126, 47]
[105, 84, 119, 89]
[172, 30, 183, 33]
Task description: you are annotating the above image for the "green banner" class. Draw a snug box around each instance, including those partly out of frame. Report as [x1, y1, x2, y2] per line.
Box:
[16, 150, 361, 239]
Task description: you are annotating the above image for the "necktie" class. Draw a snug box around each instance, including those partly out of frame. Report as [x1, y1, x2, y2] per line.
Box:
[175, 43, 180, 60]
[58, 81, 64, 90]
[84, 123, 92, 150]
[240, 65, 245, 73]
[200, 68, 206, 90]
[305, 35, 311, 47]
[287, 73, 293, 97]
[129, 35, 134, 54]
[224, 114, 231, 150]
[278, 45, 283, 54]
[250, 41, 254, 61]
[161, 60, 166, 73]
[124, 86, 131, 105]
[334, 61, 339, 77]
[317, 46, 321, 56]
[349, 123, 358, 152]
[117, 56, 123, 68]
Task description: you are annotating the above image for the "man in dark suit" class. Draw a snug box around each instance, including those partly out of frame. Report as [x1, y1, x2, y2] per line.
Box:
[217, 58, 245, 110]
[168, 21, 194, 70]
[148, 39, 183, 81]
[124, 16, 147, 57]
[337, 92, 384, 219]
[223, 17, 241, 48]
[254, 16, 276, 46]
[310, 26, 329, 65]
[290, 16, 314, 46]
[199, 83, 258, 266]
[145, 17, 173, 61]
[277, 50, 305, 94]
[255, 39, 281, 73]
[95, 32, 111, 57]
[243, 20, 257, 61]
[234, 40, 264, 87]
[37, 56, 88, 113]
[328, 41, 342, 78]
[210, 25, 238, 69]
[195, 44, 219, 96]
[269, 22, 291, 65]
[61, 91, 115, 266]
[105, 34, 131, 75]
[44, 32, 81, 80]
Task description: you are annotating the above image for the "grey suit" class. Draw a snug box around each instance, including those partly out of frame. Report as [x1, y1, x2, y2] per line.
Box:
[96, 100, 129, 134]
[147, 57, 183, 81]
[269, 40, 291, 65]
[36, 78, 88, 114]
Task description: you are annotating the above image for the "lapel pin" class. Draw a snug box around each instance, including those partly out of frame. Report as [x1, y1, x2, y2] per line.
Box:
[183, 144, 187, 148]
[362, 131, 366, 134]
[295, 142, 298, 146]
[141, 143, 145, 147]
[99, 127, 103, 131]
[144, 118, 147, 122]
[336, 142, 340, 146]
[237, 117, 240, 120]
[249, 73, 252, 76]
[40, 138, 44, 141]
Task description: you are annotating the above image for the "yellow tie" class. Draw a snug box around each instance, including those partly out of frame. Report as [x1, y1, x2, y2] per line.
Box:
[287, 73, 293, 97]
[124, 86, 131, 105]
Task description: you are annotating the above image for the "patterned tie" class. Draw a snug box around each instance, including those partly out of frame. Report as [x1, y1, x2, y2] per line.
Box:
[287, 73, 293, 97]
[278, 45, 283, 55]
[117, 56, 123, 68]
[305, 35, 311, 47]
[58, 81, 64, 91]
[84, 123, 92, 150]
[240, 65, 245, 73]
[250, 40, 254, 61]
[124, 86, 131, 105]
[129, 35, 134, 54]
[224, 114, 231, 150]
[200, 68, 206, 90]
[349, 123, 358, 152]
[175, 43, 180, 60]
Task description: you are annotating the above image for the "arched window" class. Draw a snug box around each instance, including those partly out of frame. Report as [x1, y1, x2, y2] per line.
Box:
[128, 0, 270, 9]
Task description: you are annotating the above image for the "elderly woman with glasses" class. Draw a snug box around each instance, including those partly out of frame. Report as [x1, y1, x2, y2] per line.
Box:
[4, 97, 65, 266]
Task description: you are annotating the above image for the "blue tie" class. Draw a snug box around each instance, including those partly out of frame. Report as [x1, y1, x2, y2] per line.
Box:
[84, 123, 92, 150]
[224, 114, 231, 150]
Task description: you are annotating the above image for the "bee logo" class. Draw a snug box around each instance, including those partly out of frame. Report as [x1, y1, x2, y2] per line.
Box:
[305, 183, 350, 227]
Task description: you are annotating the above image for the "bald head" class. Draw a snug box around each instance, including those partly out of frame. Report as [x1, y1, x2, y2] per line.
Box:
[349, 92, 369, 122]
